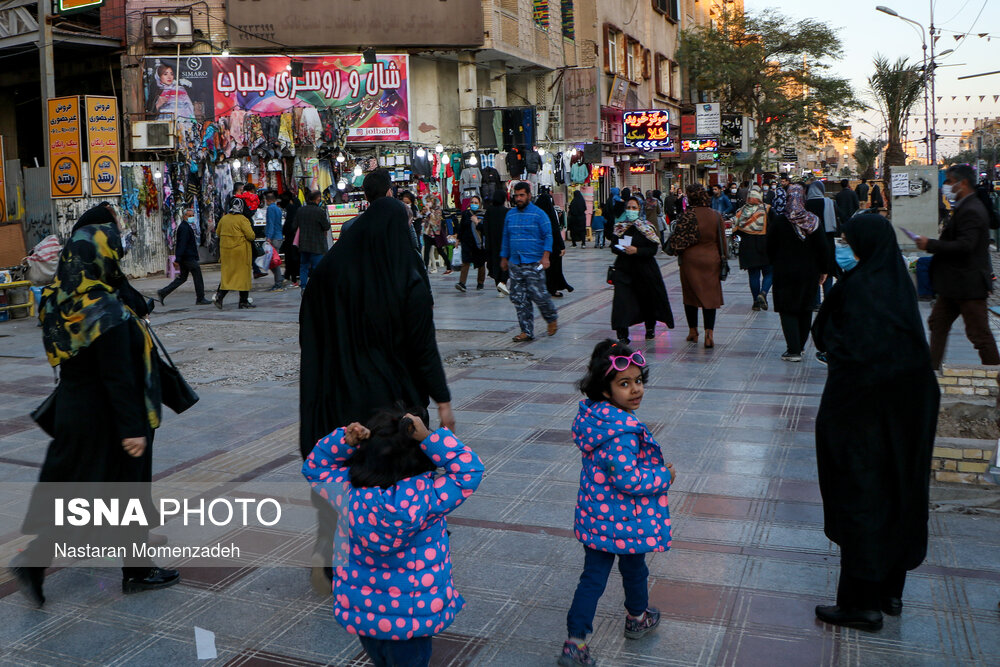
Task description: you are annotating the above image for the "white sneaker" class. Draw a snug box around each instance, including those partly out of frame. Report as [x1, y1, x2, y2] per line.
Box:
[429, 267, 437, 274]
[498, 282, 510, 295]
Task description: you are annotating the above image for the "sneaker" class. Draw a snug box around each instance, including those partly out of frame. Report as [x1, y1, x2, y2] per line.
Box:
[816, 351, 828, 366]
[238, 301, 256, 309]
[455, 283, 467, 292]
[759, 293, 769, 311]
[268, 285, 285, 292]
[476, 283, 484, 290]
[624, 607, 661, 639]
[429, 267, 438, 274]
[498, 282, 510, 295]
[781, 351, 802, 363]
[443, 269, 453, 275]
[496, 290, 506, 298]
[558, 640, 597, 666]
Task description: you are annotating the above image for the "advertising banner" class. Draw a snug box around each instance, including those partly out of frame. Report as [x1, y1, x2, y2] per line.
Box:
[85, 96, 121, 197]
[720, 114, 743, 151]
[623, 110, 673, 151]
[143, 54, 411, 142]
[695, 103, 721, 136]
[563, 68, 599, 142]
[680, 114, 696, 137]
[681, 138, 719, 152]
[0, 137, 6, 222]
[48, 96, 83, 199]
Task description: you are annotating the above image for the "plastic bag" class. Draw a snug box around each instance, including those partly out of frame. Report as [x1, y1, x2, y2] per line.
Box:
[269, 247, 282, 270]
[254, 243, 274, 274]
[452, 245, 463, 267]
[26, 235, 62, 285]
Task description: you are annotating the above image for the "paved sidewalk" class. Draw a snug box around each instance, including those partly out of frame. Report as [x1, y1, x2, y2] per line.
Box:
[0, 248, 998, 666]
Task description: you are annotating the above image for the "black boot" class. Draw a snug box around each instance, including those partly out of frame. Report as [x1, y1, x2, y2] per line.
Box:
[11, 565, 45, 607]
[122, 567, 180, 594]
[815, 605, 883, 631]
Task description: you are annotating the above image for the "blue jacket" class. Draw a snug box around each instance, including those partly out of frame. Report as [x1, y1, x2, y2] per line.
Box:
[302, 427, 484, 639]
[711, 194, 734, 216]
[572, 400, 672, 555]
[500, 202, 552, 264]
[265, 203, 283, 241]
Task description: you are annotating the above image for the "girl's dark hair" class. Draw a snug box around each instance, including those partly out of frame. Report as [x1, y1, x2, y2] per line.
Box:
[577, 339, 649, 402]
[346, 403, 436, 489]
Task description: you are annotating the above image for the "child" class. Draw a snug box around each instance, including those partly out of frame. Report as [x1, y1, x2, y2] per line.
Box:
[302, 406, 484, 667]
[559, 340, 675, 667]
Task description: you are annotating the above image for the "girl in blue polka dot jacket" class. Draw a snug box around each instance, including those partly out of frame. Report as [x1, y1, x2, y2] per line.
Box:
[559, 340, 675, 667]
[302, 405, 484, 667]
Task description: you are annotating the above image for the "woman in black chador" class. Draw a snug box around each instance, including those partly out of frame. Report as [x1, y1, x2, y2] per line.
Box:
[811, 214, 940, 632]
[536, 192, 573, 297]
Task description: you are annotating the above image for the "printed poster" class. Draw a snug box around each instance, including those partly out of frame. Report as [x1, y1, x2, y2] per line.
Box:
[85, 96, 121, 197]
[143, 54, 410, 142]
[48, 96, 83, 198]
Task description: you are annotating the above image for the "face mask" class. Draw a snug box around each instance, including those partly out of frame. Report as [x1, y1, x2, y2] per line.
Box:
[469, 204, 479, 211]
[187, 215, 197, 223]
[941, 183, 956, 202]
[624, 210, 639, 221]
[763, 186, 769, 191]
[730, 189, 737, 194]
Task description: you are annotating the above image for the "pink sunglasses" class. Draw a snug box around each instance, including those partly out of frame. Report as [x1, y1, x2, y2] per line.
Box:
[605, 350, 646, 376]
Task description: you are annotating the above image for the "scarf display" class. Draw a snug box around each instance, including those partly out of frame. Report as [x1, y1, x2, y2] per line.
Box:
[786, 184, 820, 241]
[734, 185, 767, 234]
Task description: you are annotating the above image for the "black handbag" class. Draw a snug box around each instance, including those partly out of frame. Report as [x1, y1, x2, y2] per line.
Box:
[606, 265, 616, 285]
[146, 322, 199, 414]
[251, 240, 265, 259]
[716, 216, 731, 282]
[31, 387, 58, 437]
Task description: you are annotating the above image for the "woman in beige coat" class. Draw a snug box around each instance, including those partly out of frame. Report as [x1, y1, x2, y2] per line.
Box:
[214, 198, 256, 309]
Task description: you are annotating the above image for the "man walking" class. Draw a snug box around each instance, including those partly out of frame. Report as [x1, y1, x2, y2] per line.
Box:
[855, 178, 870, 205]
[916, 164, 1000, 369]
[710, 184, 734, 217]
[835, 179, 860, 223]
[264, 192, 285, 291]
[501, 181, 558, 342]
[157, 206, 210, 305]
[296, 190, 330, 288]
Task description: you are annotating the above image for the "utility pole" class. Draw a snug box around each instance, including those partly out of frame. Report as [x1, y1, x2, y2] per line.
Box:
[38, 0, 55, 223]
[928, 0, 937, 165]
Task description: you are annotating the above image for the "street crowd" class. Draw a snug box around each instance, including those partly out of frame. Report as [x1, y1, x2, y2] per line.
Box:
[11, 161, 998, 666]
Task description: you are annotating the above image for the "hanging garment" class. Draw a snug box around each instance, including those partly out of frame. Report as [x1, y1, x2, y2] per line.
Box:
[496, 151, 510, 180]
[478, 109, 498, 149]
[505, 148, 525, 179]
[301, 108, 323, 149]
[279, 112, 295, 155]
[412, 150, 432, 177]
[525, 150, 542, 174]
[230, 109, 246, 147]
[492, 110, 503, 150]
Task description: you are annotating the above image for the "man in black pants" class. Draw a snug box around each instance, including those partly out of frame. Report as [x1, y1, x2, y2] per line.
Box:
[158, 206, 210, 305]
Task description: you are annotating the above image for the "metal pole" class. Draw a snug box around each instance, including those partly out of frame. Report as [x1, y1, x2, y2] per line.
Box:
[921, 36, 930, 165]
[929, 0, 937, 165]
[38, 0, 55, 222]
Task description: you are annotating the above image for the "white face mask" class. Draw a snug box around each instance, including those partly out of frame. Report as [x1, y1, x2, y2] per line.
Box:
[941, 183, 956, 202]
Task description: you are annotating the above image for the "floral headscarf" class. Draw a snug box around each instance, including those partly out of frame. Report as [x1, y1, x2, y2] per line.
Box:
[772, 184, 788, 216]
[734, 184, 767, 234]
[786, 184, 820, 240]
[614, 197, 661, 244]
[421, 195, 442, 237]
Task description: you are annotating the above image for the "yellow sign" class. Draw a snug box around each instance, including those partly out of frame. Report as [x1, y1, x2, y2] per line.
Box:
[85, 96, 121, 197]
[48, 96, 83, 199]
[0, 137, 6, 222]
[57, 0, 104, 15]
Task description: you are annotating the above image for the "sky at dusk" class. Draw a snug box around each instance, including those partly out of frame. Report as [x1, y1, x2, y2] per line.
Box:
[744, 0, 1000, 157]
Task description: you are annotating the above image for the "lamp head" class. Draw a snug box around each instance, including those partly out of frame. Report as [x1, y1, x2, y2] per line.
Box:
[876, 5, 898, 16]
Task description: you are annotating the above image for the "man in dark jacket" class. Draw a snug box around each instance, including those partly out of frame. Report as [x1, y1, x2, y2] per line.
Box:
[157, 206, 210, 305]
[296, 190, 330, 288]
[855, 178, 870, 204]
[917, 164, 1000, 369]
[835, 179, 860, 223]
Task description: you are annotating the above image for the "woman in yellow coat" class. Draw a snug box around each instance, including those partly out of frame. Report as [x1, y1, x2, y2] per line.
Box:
[214, 198, 257, 309]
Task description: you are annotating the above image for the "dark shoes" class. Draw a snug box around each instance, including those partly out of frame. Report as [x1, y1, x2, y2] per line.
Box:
[645, 328, 656, 340]
[815, 605, 883, 631]
[238, 301, 256, 309]
[816, 351, 828, 366]
[213, 295, 224, 310]
[455, 283, 467, 292]
[122, 567, 180, 594]
[759, 293, 769, 310]
[195, 298, 212, 305]
[624, 607, 661, 639]
[882, 597, 903, 616]
[558, 640, 597, 666]
[156, 290, 166, 306]
[11, 565, 45, 607]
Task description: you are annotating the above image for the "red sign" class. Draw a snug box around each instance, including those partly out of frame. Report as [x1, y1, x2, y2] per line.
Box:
[622, 110, 673, 151]
[681, 138, 719, 152]
[628, 163, 654, 174]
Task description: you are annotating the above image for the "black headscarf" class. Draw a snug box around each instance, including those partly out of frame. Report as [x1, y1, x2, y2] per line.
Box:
[298, 197, 449, 457]
[71, 202, 116, 233]
[535, 193, 564, 252]
[569, 191, 586, 217]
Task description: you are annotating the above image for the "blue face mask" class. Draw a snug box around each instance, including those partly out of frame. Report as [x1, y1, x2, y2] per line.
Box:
[187, 216, 197, 224]
[624, 210, 639, 221]
[469, 204, 479, 211]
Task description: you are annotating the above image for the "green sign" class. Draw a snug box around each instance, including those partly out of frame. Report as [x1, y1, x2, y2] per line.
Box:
[57, 0, 105, 16]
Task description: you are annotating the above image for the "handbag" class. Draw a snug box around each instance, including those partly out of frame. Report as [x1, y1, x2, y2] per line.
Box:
[716, 215, 731, 281]
[145, 321, 199, 414]
[606, 265, 616, 285]
[251, 240, 265, 259]
[31, 386, 58, 437]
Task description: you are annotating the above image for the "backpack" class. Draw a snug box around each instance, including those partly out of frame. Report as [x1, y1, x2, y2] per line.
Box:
[975, 185, 999, 230]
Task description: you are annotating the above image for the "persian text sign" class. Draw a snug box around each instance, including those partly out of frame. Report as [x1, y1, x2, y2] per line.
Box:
[628, 162, 654, 174]
[143, 54, 410, 142]
[563, 68, 599, 142]
[48, 97, 83, 199]
[85, 96, 121, 197]
[681, 138, 719, 152]
[720, 114, 743, 151]
[695, 103, 720, 136]
[623, 110, 673, 151]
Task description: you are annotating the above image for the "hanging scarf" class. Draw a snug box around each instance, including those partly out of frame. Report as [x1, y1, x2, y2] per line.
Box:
[734, 185, 767, 235]
[772, 184, 787, 216]
[422, 196, 442, 237]
[786, 184, 819, 241]
[41, 209, 161, 429]
[613, 198, 660, 244]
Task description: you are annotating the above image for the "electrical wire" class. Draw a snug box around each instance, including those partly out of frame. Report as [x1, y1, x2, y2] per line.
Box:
[938, 0, 990, 57]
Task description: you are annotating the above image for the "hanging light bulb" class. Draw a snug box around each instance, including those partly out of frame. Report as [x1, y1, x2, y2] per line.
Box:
[232, 159, 241, 169]
[337, 179, 347, 190]
[416, 147, 426, 158]
[468, 154, 478, 166]
[435, 143, 444, 153]
[538, 147, 546, 156]
[353, 164, 363, 176]
[568, 148, 577, 156]
[153, 171, 162, 180]
[336, 153, 346, 163]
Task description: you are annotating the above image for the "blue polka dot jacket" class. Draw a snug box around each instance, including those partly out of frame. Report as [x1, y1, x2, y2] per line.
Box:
[303, 427, 484, 640]
[572, 400, 673, 555]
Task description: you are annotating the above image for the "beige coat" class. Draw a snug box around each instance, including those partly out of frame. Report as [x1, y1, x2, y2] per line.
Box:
[217, 213, 255, 291]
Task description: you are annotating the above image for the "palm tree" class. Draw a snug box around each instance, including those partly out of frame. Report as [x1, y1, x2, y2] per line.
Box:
[853, 137, 885, 180]
[868, 56, 925, 169]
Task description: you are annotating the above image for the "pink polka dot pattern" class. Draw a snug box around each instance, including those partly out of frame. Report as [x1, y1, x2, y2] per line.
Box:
[571, 400, 673, 555]
[302, 426, 485, 639]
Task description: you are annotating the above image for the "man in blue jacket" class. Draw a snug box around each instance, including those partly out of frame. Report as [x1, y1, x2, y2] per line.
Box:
[710, 184, 734, 217]
[264, 191, 285, 291]
[500, 181, 558, 341]
[157, 206, 210, 305]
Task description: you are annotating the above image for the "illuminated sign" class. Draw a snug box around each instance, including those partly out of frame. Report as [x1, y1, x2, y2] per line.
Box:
[57, 0, 104, 15]
[681, 138, 719, 153]
[628, 163, 654, 174]
[623, 110, 674, 151]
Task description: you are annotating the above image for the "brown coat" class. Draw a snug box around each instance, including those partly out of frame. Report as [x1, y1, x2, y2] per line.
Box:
[679, 206, 727, 309]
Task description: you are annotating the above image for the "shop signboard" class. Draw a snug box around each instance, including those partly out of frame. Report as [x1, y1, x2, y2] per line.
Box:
[622, 110, 673, 151]
[681, 138, 719, 152]
[0, 137, 5, 222]
[607, 75, 629, 110]
[563, 68, 599, 142]
[695, 103, 720, 136]
[48, 96, 83, 199]
[57, 0, 104, 15]
[143, 54, 411, 142]
[680, 114, 696, 137]
[628, 162, 654, 174]
[85, 96, 121, 197]
[719, 114, 743, 151]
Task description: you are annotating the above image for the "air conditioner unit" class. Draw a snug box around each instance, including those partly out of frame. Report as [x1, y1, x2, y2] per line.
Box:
[150, 14, 193, 45]
[131, 120, 176, 151]
[479, 96, 496, 108]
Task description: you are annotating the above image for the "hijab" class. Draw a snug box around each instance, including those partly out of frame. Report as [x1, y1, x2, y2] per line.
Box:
[685, 184, 711, 208]
[807, 181, 838, 233]
[570, 190, 586, 216]
[421, 194, 442, 236]
[813, 214, 930, 383]
[613, 196, 660, 244]
[734, 184, 767, 234]
[786, 184, 819, 240]
[772, 183, 788, 216]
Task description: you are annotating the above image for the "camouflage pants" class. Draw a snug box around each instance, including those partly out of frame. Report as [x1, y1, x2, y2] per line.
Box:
[509, 263, 558, 338]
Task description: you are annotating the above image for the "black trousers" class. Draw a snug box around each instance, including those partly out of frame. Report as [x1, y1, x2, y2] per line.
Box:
[216, 289, 250, 304]
[160, 259, 205, 301]
[779, 311, 813, 354]
[684, 305, 717, 330]
[837, 566, 906, 610]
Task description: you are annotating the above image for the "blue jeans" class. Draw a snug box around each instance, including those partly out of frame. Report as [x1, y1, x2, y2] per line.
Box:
[358, 635, 432, 667]
[566, 546, 649, 639]
[748, 266, 773, 300]
[299, 251, 324, 288]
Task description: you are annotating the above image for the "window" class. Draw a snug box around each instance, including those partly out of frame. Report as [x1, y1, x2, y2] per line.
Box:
[533, 0, 549, 30]
[655, 54, 669, 97]
[561, 0, 574, 39]
[651, 0, 680, 21]
[669, 60, 679, 100]
[604, 25, 620, 74]
[626, 38, 638, 81]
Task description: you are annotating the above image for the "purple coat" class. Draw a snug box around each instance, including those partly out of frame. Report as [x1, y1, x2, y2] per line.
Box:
[572, 400, 673, 554]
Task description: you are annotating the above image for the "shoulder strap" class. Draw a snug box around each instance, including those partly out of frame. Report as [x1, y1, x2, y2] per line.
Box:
[143, 319, 178, 371]
[716, 214, 726, 258]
